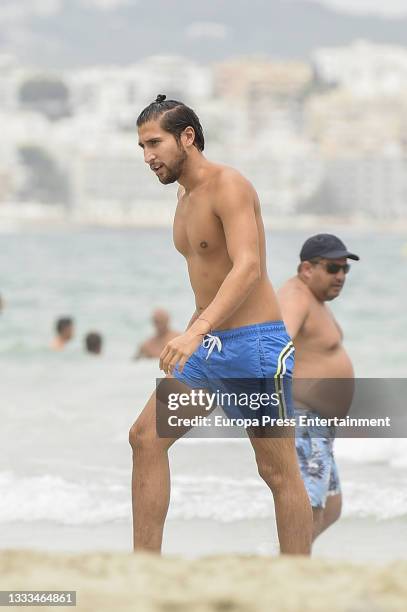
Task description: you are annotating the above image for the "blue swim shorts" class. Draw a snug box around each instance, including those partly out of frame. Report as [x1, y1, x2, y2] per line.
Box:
[174, 321, 295, 421]
[295, 408, 341, 508]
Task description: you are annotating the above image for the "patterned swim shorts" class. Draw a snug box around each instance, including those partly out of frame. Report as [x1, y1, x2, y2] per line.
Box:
[295, 408, 341, 508]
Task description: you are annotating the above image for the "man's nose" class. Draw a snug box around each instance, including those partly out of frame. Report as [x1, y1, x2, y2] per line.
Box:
[144, 149, 155, 165]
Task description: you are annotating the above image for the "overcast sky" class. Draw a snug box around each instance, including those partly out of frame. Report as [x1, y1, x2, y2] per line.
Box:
[1, 0, 406, 68]
[296, 0, 407, 17]
[1, 0, 407, 22]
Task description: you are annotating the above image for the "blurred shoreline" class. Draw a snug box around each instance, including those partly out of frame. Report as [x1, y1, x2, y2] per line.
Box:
[1, 516, 407, 564]
[1, 202, 407, 233]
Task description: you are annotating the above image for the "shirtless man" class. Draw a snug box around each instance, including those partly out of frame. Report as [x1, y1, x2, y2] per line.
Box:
[278, 234, 359, 541]
[129, 95, 312, 555]
[136, 309, 179, 359]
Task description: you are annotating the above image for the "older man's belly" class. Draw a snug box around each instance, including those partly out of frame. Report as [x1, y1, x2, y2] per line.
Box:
[293, 348, 354, 418]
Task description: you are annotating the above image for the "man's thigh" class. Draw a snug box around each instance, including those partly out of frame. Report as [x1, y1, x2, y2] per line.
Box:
[131, 375, 215, 449]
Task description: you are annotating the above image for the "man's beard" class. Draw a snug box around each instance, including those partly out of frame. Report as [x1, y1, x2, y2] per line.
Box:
[158, 148, 187, 184]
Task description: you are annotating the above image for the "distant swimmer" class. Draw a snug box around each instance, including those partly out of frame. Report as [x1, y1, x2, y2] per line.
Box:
[129, 95, 312, 556]
[50, 316, 74, 351]
[135, 309, 179, 359]
[278, 234, 359, 543]
[84, 331, 103, 355]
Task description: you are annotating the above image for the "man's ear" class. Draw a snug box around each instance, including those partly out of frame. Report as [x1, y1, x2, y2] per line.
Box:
[181, 126, 196, 148]
[300, 261, 314, 281]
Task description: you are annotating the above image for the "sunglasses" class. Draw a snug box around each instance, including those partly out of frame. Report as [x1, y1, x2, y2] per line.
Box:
[316, 262, 351, 274]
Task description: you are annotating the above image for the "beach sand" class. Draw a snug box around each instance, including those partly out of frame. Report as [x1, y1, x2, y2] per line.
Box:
[1, 549, 407, 612]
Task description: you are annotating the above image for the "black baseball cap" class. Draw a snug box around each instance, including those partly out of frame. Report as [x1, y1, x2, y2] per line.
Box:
[300, 234, 360, 262]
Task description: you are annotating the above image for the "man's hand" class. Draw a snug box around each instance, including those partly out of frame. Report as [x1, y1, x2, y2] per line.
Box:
[159, 331, 203, 375]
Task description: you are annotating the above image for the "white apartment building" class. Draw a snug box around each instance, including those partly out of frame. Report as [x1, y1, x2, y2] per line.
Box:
[313, 40, 407, 97]
[0, 110, 58, 202]
[70, 131, 176, 225]
[230, 129, 324, 217]
[136, 55, 212, 104]
[214, 58, 311, 142]
[69, 55, 212, 126]
[323, 150, 407, 218]
[69, 65, 142, 123]
[0, 54, 24, 111]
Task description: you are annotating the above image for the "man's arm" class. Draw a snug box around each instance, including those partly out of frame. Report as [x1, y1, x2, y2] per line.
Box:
[188, 173, 261, 336]
[277, 285, 310, 340]
[185, 310, 199, 331]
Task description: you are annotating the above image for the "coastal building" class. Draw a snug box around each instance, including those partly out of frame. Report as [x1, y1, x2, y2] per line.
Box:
[228, 129, 323, 218]
[1, 48, 406, 222]
[0, 54, 24, 112]
[313, 40, 407, 97]
[136, 55, 212, 104]
[214, 58, 312, 139]
[322, 151, 407, 219]
[70, 132, 176, 225]
[69, 56, 212, 129]
[304, 88, 407, 154]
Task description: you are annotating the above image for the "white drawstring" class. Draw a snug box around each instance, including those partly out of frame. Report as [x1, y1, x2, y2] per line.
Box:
[202, 334, 222, 360]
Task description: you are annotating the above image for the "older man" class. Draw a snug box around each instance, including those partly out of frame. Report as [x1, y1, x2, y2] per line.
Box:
[278, 234, 359, 542]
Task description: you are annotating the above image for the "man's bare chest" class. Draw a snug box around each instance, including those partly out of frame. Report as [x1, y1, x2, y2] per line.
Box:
[302, 304, 343, 351]
[173, 197, 225, 257]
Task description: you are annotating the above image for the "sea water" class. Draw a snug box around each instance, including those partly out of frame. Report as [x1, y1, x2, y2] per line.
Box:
[0, 226, 406, 551]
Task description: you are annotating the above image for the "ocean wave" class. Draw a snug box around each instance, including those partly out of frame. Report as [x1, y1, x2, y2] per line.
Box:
[170, 474, 407, 522]
[1, 471, 407, 525]
[335, 438, 407, 466]
[0, 472, 129, 525]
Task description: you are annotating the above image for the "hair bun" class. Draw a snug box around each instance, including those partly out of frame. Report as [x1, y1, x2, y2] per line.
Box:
[155, 94, 166, 103]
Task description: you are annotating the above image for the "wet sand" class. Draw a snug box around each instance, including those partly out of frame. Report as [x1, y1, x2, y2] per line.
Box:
[1, 517, 407, 563]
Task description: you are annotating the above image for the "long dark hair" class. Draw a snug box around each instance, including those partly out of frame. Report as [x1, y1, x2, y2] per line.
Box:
[137, 94, 205, 151]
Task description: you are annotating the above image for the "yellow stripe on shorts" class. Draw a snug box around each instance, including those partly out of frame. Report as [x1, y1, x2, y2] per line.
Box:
[274, 341, 295, 419]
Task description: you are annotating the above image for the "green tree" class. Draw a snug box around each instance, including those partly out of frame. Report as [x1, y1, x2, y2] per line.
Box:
[18, 145, 70, 205]
[19, 77, 71, 121]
